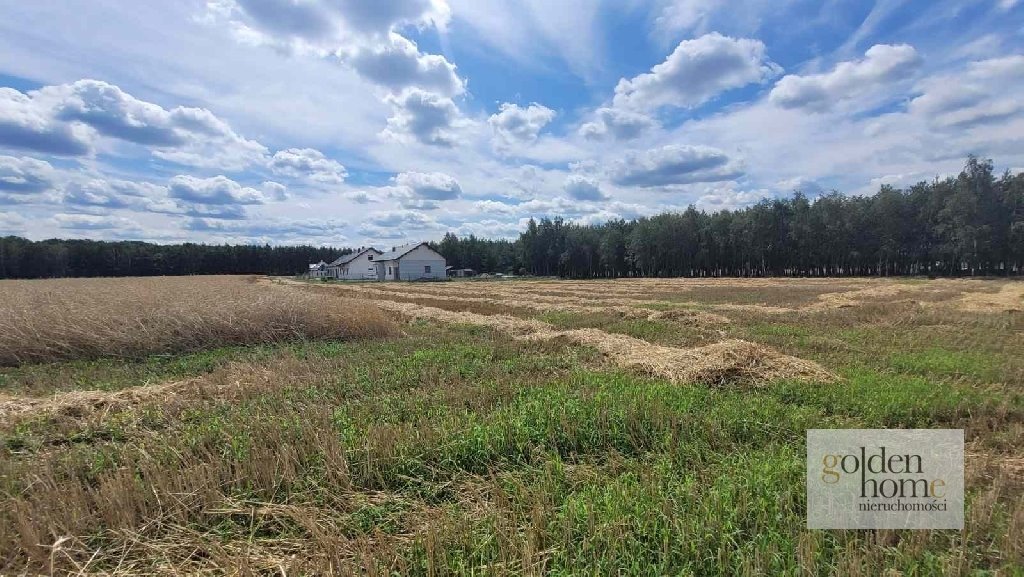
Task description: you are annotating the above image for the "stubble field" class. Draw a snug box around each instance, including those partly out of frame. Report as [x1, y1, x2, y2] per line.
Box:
[1, 274, 1022, 575]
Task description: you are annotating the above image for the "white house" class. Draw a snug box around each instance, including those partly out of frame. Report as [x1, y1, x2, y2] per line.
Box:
[327, 247, 382, 280]
[373, 242, 446, 281]
[308, 261, 329, 279]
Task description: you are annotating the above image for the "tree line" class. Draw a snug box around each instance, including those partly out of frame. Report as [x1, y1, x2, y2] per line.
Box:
[0, 237, 349, 279]
[1, 157, 1021, 280]
[437, 157, 1023, 278]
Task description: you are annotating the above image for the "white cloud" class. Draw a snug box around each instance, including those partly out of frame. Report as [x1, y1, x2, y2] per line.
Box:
[338, 33, 464, 96]
[769, 44, 921, 112]
[261, 180, 289, 200]
[0, 88, 92, 156]
[0, 155, 56, 194]
[53, 213, 141, 231]
[775, 176, 824, 196]
[608, 144, 743, 187]
[488, 102, 556, 149]
[63, 178, 170, 211]
[168, 174, 266, 205]
[0, 211, 26, 233]
[186, 216, 347, 241]
[908, 55, 1024, 129]
[268, 148, 348, 184]
[382, 88, 467, 147]
[207, 1, 461, 97]
[651, 0, 718, 36]
[358, 208, 443, 239]
[694, 183, 772, 211]
[563, 174, 608, 201]
[394, 171, 462, 199]
[579, 107, 656, 141]
[613, 33, 780, 110]
[0, 80, 267, 170]
[209, 0, 450, 45]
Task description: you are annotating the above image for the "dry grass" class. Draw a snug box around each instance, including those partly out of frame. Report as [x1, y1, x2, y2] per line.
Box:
[337, 291, 833, 386]
[956, 281, 1024, 313]
[521, 329, 838, 385]
[0, 276, 398, 366]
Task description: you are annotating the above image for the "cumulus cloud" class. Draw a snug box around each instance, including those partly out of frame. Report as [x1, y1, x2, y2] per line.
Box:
[770, 44, 921, 112]
[394, 171, 462, 200]
[169, 175, 266, 206]
[63, 178, 168, 210]
[382, 88, 466, 147]
[358, 209, 442, 239]
[261, 180, 289, 200]
[0, 80, 267, 169]
[338, 33, 464, 96]
[52, 213, 140, 230]
[613, 33, 780, 110]
[488, 102, 556, 148]
[609, 144, 743, 187]
[186, 216, 346, 241]
[578, 107, 656, 141]
[695, 184, 771, 211]
[0, 88, 92, 156]
[268, 148, 348, 184]
[775, 176, 824, 196]
[563, 174, 608, 200]
[0, 155, 56, 194]
[212, 0, 449, 44]
[908, 55, 1024, 129]
[0, 212, 26, 234]
[207, 0, 461, 95]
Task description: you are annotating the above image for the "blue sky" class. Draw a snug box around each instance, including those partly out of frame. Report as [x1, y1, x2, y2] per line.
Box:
[1, 0, 1023, 246]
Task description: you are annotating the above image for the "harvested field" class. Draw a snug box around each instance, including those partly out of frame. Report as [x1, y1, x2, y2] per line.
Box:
[956, 281, 1024, 313]
[0, 276, 397, 365]
[1, 275, 1021, 575]
[320, 281, 730, 324]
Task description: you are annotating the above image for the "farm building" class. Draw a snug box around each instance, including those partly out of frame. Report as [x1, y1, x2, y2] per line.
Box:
[447, 267, 476, 278]
[374, 243, 446, 281]
[327, 248, 382, 280]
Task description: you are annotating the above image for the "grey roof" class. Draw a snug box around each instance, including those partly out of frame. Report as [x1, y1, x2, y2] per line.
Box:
[373, 242, 432, 262]
[328, 247, 381, 267]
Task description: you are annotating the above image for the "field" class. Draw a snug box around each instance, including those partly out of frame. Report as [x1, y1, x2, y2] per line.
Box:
[1, 275, 1022, 575]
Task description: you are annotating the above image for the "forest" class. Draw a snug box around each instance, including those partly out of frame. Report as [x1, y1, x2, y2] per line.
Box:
[1, 157, 1021, 279]
[0, 239, 349, 279]
[439, 157, 1024, 278]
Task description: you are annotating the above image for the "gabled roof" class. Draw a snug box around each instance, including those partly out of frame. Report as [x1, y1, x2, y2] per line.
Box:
[327, 247, 381, 267]
[374, 242, 438, 262]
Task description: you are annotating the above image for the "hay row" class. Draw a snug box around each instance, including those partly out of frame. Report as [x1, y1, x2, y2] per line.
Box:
[955, 282, 1024, 313]
[519, 329, 837, 385]
[0, 376, 203, 422]
[322, 283, 731, 325]
[369, 299, 835, 385]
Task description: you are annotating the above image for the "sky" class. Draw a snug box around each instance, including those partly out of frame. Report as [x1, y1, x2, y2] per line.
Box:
[1, 0, 1023, 247]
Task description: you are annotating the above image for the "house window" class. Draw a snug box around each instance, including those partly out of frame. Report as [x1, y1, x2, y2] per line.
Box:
[388, 266, 392, 275]
[368, 255, 373, 261]
[424, 265, 431, 273]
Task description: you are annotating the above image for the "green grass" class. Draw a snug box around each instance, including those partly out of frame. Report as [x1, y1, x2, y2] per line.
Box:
[0, 343, 281, 397]
[2, 300, 1022, 574]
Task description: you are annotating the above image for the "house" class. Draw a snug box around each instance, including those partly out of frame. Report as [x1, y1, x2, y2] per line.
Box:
[327, 247, 382, 280]
[373, 242, 446, 281]
[308, 261, 329, 279]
